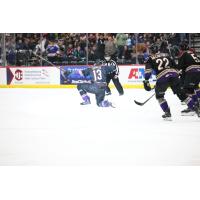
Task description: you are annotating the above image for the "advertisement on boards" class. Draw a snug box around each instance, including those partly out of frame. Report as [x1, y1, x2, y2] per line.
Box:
[119, 65, 156, 85]
[60, 66, 91, 84]
[6, 66, 60, 85]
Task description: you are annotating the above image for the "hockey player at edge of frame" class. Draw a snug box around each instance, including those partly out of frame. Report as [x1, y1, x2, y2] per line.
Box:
[64, 61, 115, 108]
[177, 40, 200, 116]
[143, 41, 200, 120]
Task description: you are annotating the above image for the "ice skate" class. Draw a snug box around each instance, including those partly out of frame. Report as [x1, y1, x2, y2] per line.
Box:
[98, 100, 115, 108]
[162, 111, 172, 121]
[181, 108, 195, 116]
[80, 95, 91, 105]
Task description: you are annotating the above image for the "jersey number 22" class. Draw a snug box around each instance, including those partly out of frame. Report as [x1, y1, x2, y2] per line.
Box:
[156, 58, 169, 70]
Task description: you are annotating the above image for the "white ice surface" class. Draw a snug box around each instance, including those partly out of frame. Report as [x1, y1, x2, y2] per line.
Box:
[0, 88, 200, 165]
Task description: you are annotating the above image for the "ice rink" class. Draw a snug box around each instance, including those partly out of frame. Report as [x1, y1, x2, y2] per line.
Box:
[0, 88, 200, 165]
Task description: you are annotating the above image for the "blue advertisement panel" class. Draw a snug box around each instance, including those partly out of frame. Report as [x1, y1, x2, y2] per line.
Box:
[60, 66, 92, 84]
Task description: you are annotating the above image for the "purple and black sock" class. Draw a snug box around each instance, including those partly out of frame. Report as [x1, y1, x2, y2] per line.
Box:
[159, 99, 170, 113]
[184, 96, 195, 110]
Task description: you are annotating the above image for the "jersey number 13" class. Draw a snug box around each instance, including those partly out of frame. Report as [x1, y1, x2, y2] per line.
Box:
[93, 69, 102, 81]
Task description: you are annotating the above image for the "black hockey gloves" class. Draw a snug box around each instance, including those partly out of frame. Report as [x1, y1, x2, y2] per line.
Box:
[143, 80, 151, 91]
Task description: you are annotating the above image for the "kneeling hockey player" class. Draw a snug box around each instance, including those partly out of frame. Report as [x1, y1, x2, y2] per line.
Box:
[64, 61, 115, 107]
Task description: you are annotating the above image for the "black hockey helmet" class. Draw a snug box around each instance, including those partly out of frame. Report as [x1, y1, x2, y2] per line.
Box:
[179, 39, 189, 51]
[149, 44, 159, 54]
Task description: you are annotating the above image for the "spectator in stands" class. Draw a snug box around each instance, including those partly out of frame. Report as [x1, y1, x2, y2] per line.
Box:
[29, 37, 37, 51]
[116, 33, 128, 60]
[46, 39, 60, 64]
[104, 34, 117, 61]
[137, 43, 146, 64]
[137, 33, 144, 43]
[126, 34, 133, 50]
[57, 38, 65, 63]
[16, 39, 24, 50]
[124, 45, 132, 61]
[79, 33, 87, 51]
[66, 44, 74, 62]
[23, 38, 30, 50]
[142, 47, 149, 63]
[2, 33, 191, 66]
[96, 33, 105, 60]
[88, 45, 98, 62]
[88, 33, 96, 44]
[34, 35, 48, 55]
[5, 35, 16, 65]
[168, 33, 181, 46]
[47, 33, 57, 41]
[6, 48, 16, 66]
[73, 45, 86, 62]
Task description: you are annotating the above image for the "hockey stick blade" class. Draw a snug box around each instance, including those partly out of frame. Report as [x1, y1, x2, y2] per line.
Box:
[134, 93, 155, 106]
[134, 100, 145, 106]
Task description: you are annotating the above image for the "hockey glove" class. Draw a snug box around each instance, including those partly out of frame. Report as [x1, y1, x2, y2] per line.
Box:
[143, 80, 151, 91]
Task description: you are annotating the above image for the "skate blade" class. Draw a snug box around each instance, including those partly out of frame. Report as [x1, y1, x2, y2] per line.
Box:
[80, 102, 91, 105]
[109, 103, 116, 108]
[181, 112, 195, 116]
[163, 117, 172, 121]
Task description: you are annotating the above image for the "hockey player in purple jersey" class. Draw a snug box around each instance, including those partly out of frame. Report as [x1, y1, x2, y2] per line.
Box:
[143, 42, 200, 120]
[64, 61, 115, 107]
[177, 41, 200, 116]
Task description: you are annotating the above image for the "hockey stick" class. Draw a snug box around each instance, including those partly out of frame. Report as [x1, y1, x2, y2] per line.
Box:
[134, 92, 155, 106]
[134, 85, 156, 106]
[33, 52, 65, 72]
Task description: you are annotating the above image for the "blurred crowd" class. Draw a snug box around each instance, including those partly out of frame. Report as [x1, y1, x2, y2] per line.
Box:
[2, 33, 189, 66]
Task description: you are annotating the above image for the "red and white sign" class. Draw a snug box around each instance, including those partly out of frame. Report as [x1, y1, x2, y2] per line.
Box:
[7, 66, 60, 85]
[119, 65, 156, 85]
